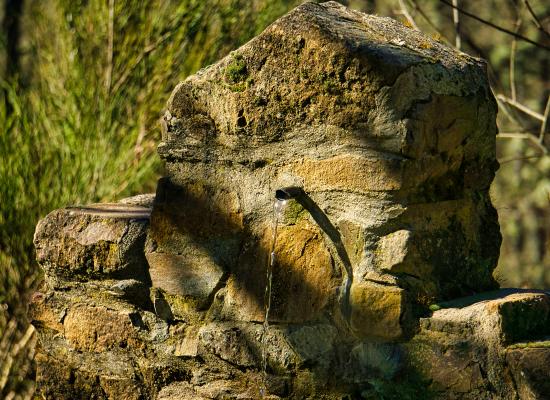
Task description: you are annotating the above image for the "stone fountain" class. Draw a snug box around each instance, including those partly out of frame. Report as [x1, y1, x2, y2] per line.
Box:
[30, 2, 550, 399]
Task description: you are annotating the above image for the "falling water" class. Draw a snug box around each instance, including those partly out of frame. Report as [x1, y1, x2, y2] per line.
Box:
[259, 197, 287, 398]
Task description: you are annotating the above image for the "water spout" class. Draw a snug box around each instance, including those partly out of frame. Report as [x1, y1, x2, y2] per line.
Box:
[274, 186, 304, 201]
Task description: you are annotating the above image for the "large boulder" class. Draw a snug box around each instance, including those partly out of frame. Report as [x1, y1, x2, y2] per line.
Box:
[148, 0, 500, 340]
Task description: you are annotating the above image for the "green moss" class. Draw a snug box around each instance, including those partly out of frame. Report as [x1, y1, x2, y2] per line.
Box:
[224, 53, 249, 92]
[508, 340, 550, 349]
[164, 292, 204, 323]
[283, 200, 307, 224]
[322, 78, 339, 94]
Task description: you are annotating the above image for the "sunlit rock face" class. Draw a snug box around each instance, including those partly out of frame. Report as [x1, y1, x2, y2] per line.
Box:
[31, 3, 532, 399]
[148, 0, 501, 340]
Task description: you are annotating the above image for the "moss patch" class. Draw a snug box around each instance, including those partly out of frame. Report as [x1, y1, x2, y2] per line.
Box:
[283, 200, 307, 225]
[508, 339, 550, 349]
[224, 53, 250, 92]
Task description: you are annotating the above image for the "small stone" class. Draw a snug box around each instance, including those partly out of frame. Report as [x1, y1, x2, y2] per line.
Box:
[349, 280, 410, 340]
[107, 279, 153, 310]
[174, 325, 200, 357]
[198, 323, 257, 367]
[151, 288, 174, 322]
[34, 203, 150, 282]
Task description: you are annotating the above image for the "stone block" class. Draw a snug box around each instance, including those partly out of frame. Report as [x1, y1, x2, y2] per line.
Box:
[486, 292, 550, 344]
[349, 280, 411, 340]
[198, 323, 257, 367]
[506, 346, 550, 400]
[34, 202, 150, 283]
[146, 252, 225, 305]
[154, 0, 501, 327]
[35, 337, 143, 400]
[222, 219, 336, 323]
[63, 304, 144, 353]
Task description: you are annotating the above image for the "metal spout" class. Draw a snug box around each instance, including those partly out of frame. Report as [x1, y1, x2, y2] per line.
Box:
[275, 186, 304, 201]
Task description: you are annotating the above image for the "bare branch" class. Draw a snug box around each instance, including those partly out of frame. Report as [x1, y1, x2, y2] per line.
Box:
[497, 132, 538, 139]
[499, 155, 545, 164]
[509, 13, 523, 101]
[496, 95, 545, 122]
[438, 0, 550, 51]
[452, 0, 461, 50]
[398, 0, 419, 30]
[523, 0, 550, 39]
[497, 131, 548, 155]
[540, 95, 550, 142]
[111, 31, 174, 95]
[509, 39, 517, 101]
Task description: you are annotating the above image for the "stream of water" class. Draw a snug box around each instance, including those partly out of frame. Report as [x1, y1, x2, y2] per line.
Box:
[260, 198, 287, 397]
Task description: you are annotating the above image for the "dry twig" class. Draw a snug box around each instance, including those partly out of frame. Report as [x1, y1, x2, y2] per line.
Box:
[497, 95, 545, 122]
[452, 0, 461, 49]
[397, 0, 420, 30]
[111, 30, 175, 95]
[522, 0, 550, 39]
[438, 0, 550, 51]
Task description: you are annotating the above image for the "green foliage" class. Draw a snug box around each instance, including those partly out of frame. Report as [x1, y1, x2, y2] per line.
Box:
[225, 54, 248, 83]
[0, 0, 302, 395]
[0, 0, 304, 309]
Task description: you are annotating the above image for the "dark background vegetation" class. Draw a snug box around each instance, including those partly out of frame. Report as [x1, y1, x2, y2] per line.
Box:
[0, 0, 548, 397]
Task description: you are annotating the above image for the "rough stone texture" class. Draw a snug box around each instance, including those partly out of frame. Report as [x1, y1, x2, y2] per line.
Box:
[30, 3, 544, 400]
[34, 200, 152, 284]
[506, 345, 550, 400]
[405, 289, 550, 399]
[149, 0, 501, 343]
[349, 280, 411, 340]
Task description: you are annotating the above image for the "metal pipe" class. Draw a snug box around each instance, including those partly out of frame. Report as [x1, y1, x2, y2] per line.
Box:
[275, 186, 304, 201]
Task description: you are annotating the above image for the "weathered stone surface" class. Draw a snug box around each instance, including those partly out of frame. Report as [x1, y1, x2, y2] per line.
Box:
[157, 381, 207, 400]
[34, 201, 151, 283]
[423, 290, 550, 344]
[151, 0, 500, 339]
[35, 337, 144, 400]
[506, 345, 550, 400]
[222, 219, 337, 323]
[405, 290, 550, 399]
[349, 280, 410, 340]
[350, 342, 403, 380]
[107, 278, 153, 310]
[487, 292, 550, 344]
[63, 304, 144, 352]
[198, 323, 258, 367]
[32, 2, 514, 399]
[146, 251, 225, 305]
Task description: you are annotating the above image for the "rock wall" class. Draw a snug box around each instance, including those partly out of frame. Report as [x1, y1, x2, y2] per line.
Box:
[30, 2, 550, 399]
[151, 0, 501, 341]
